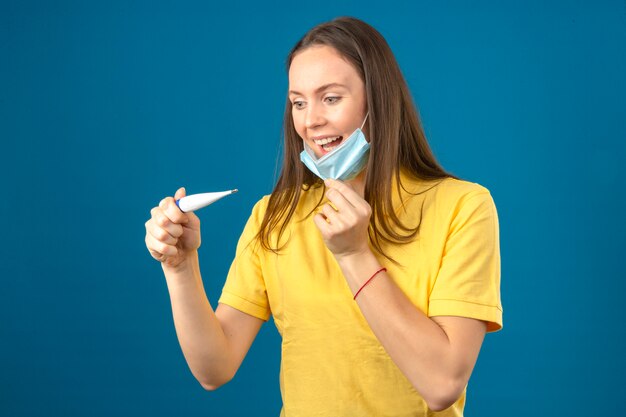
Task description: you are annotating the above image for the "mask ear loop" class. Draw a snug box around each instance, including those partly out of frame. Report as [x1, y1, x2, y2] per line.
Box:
[360, 112, 369, 130]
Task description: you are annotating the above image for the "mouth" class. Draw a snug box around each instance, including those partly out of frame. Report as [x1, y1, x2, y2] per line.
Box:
[312, 135, 344, 154]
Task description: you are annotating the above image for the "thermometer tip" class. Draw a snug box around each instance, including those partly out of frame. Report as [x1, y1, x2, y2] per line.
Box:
[231, 189, 238, 194]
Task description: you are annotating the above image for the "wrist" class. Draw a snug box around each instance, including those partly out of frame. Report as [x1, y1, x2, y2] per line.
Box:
[334, 246, 373, 266]
[335, 248, 383, 293]
[162, 251, 200, 281]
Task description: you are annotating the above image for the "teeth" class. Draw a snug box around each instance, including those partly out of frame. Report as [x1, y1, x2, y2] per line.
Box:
[313, 136, 341, 145]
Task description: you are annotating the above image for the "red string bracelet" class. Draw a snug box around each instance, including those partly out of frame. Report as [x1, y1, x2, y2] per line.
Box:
[353, 267, 387, 300]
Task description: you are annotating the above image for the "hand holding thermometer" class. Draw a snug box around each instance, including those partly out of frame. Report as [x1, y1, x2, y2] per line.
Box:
[175, 189, 238, 213]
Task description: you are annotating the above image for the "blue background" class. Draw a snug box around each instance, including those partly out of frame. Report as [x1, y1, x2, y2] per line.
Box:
[2, 0, 625, 415]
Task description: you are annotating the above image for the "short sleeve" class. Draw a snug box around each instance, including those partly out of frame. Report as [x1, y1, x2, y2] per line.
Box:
[218, 197, 271, 321]
[428, 191, 503, 332]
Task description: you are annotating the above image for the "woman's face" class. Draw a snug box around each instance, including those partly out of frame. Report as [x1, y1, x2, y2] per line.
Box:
[288, 45, 367, 158]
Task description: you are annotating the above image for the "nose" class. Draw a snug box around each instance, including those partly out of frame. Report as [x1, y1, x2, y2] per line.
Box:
[304, 102, 326, 130]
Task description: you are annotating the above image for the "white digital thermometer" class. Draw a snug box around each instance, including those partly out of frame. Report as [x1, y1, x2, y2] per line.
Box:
[176, 189, 238, 213]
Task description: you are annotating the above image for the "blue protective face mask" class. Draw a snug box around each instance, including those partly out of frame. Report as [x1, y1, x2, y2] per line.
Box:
[300, 115, 370, 181]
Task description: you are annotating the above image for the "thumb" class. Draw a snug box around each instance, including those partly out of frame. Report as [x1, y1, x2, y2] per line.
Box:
[174, 187, 186, 200]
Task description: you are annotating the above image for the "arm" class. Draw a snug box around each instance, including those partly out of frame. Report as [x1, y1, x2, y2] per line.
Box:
[335, 251, 485, 411]
[146, 188, 263, 390]
[163, 254, 264, 391]
[314, 179, 488, 411]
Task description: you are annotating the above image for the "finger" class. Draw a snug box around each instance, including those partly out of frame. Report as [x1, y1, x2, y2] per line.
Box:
[324, 178, 363, 208]
[185, 210, 201, 230]
[325, 187, 355, 213]
[321, 203, 342, 226]
[146, 218, 178, 246]
[325, 179, 371, 218]
[147, 245, 168, 262]
[145, 232, 178, 257]
[150, 207, 185, 238]
[174, 187, 186, 200]
[313, 213, 331, 235]
[153, 252, 167, 262]
[159, 197, 189, 224]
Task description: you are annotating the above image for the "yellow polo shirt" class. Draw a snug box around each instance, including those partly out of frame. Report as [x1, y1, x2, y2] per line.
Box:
[218, 172, 502, 416]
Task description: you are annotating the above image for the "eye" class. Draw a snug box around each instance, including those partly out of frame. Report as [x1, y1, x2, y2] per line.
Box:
[292, 100, 306, 110]
[324, 96, 341, 104]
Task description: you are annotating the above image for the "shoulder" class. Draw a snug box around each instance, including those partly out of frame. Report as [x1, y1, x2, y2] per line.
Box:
[398, 168, 490, 196]
[248, 184, 325, 227]
[398, 171, 493, 204]
[252, 184, 325, 216]
[432, 177, 493, 204]
[431, 178, 498, 226]
[252, 194, 272, 214]
[435, 177, 490, 195]
[403, 176, 496, 222]
[239, 194, 271, 232]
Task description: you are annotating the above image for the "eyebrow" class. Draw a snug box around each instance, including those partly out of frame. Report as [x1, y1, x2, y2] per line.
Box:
[288, 83, 349, 96]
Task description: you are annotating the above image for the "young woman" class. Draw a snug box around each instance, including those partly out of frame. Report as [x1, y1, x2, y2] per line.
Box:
[145, 17, 502, 416]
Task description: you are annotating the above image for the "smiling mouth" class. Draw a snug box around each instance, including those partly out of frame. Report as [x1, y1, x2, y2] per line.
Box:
[313, 136, 344, 153]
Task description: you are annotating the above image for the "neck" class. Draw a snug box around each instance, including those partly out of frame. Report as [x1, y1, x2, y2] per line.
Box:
[346, 170, 366, 197]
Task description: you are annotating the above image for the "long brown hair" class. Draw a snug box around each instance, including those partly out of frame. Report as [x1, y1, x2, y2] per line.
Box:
[257, 17, 457, 259]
